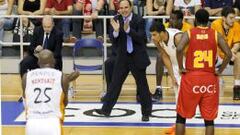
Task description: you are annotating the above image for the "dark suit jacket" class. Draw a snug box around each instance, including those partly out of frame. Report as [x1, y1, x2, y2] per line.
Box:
[109, 13, 150, 69]
[28, 26, 63, 70]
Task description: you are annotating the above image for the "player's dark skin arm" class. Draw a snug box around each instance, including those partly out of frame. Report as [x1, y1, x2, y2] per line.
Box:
[67, 71, 80, 82]
[62, 75, 70, 107]
[177, 32, 189, 73]
[216, 32, 232, 75]
[21, 74, 27, 98]
[62, 71, 80, 106]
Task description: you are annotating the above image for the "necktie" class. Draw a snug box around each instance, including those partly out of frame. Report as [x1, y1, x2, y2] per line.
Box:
[127, 36, 133, 53]
[124, 17, 133, 53]
[43, 33, 49, 49]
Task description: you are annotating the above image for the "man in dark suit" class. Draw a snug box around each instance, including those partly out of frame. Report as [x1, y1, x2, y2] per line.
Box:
[20, 15, 63, 77]
[95, 0, 152, 121]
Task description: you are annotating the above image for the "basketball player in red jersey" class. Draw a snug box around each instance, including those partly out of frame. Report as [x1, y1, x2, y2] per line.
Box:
[175, 9, 232, 135]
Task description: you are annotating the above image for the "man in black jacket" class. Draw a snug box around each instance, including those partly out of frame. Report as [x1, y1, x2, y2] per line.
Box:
[20, 15, 63, 77]
[95, 0, 152, 121]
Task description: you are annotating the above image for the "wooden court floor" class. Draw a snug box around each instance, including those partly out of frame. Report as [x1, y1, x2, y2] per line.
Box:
[1, 74, 240, 135]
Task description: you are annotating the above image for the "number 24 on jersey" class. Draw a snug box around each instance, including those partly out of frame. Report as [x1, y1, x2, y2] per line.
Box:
[193, 50, 213, 68]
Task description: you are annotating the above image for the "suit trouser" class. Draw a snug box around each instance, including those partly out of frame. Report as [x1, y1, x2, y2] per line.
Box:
[105, 56, 139, 95]
[102, 56, 152, 116]
[105, 56, 116, 90]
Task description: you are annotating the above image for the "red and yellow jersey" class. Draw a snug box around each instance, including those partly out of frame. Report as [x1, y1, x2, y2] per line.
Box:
[211, 19, 240, 58]
[186, 27, 217, 73]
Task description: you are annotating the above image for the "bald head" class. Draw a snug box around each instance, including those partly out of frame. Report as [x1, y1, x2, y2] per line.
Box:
[42, 15, 54, 33]
[38, 49, 55, 68]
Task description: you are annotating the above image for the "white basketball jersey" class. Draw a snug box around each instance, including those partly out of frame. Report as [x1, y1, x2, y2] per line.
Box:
[25, 68, 64, 120]
[161, 28, 183, 85]
[162, 28, 182, 66]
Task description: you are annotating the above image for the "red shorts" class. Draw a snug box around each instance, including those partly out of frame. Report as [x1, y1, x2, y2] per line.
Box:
[176, 71, 219, 120]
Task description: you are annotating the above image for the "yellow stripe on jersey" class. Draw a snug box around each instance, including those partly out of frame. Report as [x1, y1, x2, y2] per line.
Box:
[215, 31, 218, 45]
[187, 30, 191, 39]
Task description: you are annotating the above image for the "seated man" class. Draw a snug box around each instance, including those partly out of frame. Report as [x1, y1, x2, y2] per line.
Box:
[20, 15, 63, 77]
[44, 0, 73, 42]
[211, 7, 240, 100]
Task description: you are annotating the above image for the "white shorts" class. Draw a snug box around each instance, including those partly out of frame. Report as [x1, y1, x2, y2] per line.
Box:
[26, 117, 62, 135]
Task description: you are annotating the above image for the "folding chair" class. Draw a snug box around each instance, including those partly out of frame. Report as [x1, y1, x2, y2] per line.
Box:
[71, 38, 105, 98]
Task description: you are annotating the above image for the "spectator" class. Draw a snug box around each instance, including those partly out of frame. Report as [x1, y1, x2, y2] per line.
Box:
[109, 0, 120, 15]
[147, 0, 173, 16]
[44, 0, 73, 42]
[145, 0, 173, 42]
[17, 0, 47, 26]
[12, 17, 34, 54]
[211, 7, 240, 100]
[0, 0, 14, 56]
[174, 0, 202, 24]
[204, 0, 234, 16]
[20, 15, 63, 77]
[72, 0, 104, 41]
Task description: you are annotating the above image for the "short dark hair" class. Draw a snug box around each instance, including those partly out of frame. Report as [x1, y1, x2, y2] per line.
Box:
[195, 9, 209, 25]
[172, 10, 184, 20]
[149, 21, 166, 33]
[119, 0, 132, 7]
[221, 7, 235, 17]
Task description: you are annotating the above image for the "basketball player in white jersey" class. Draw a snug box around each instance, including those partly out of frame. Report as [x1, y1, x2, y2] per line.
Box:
[21, 50, 80, 135]
[150, 22, 183, 100]
[150, 22, 183, 135]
